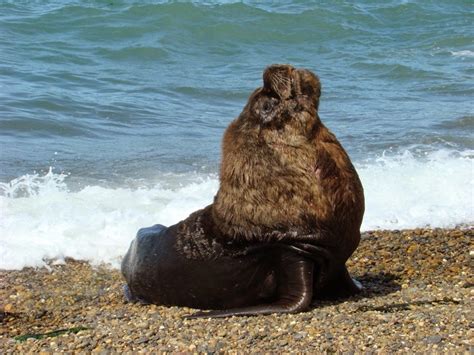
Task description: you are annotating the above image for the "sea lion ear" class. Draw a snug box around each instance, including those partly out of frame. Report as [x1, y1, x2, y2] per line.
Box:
[296, 69, 321, 110]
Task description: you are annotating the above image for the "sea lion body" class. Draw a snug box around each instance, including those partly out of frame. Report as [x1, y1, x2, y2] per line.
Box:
[122, 64, 364, 318]
[122, 206, 317, 317]
[121, 208, 275, 310]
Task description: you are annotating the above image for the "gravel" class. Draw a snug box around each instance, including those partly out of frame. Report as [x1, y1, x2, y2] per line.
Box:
[1, 227, 472, 352]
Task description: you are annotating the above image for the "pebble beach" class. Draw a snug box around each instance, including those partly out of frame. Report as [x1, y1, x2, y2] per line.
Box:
[1, 227, 472, 353]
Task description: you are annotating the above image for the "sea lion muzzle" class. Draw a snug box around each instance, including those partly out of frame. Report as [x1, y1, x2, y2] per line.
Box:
[263, 65, 321, 110]
[263, 64, 295, 100]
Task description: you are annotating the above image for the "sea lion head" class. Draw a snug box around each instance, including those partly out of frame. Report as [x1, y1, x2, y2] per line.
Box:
[241, 64, 322, 141]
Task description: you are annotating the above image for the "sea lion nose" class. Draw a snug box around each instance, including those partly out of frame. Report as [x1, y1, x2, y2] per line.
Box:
[262, 64, 295, 100]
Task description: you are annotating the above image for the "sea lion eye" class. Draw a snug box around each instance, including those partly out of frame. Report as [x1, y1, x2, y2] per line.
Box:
[261, 97, 277, 113]
[255, 96, 278, 123]
[262, 101, 272, 113]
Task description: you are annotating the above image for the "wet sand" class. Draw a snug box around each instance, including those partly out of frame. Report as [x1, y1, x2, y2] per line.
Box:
[1, 228, 472, 352]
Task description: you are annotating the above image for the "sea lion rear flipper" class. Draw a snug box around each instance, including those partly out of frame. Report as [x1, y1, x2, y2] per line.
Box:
[122, 285, 150, 305]
[185, 256, 314, 319]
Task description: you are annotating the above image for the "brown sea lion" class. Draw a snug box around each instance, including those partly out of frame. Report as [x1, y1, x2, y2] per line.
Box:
[121, 64, 365, 318]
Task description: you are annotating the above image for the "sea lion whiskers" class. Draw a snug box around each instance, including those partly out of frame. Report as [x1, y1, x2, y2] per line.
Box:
[263, 64, 294, 100]
[271, 74, 291, 94]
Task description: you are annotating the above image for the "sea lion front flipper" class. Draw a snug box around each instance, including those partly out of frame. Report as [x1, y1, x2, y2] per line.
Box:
[186, 255, 314, 319]
[243, 240, 362, 301]
[288, 243, 362, 299]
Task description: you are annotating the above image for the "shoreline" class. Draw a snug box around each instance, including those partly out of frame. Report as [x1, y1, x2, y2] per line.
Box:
[1, 227, 472, 352]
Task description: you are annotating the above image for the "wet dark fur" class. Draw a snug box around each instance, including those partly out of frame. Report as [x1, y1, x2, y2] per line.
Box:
[121, 64, 365, 318]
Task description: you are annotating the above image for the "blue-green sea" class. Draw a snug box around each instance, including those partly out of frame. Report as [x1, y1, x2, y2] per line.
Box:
[0, 1, 473, 269]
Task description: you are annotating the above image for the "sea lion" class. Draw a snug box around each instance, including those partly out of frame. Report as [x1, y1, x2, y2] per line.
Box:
[121, 64, 365, 318]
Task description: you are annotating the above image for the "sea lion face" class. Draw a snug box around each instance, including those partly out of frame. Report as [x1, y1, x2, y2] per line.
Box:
[244, 64, 322, 142]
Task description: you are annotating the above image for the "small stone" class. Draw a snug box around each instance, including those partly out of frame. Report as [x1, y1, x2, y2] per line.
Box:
[425, 335, 443, 344]
[293, 332, 307, 340]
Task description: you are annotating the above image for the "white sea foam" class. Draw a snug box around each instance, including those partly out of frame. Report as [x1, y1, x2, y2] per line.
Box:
[0, 169, 219, 270]
[451, 50, 474, 58]
[357, 149, 473, 230]
[1, 149, 473, 270]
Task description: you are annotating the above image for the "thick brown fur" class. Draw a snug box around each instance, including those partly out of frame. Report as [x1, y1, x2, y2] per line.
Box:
[212, 64, 364, 261]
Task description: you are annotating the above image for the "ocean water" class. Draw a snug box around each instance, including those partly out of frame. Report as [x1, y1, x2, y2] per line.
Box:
[0, 1, 473, 269]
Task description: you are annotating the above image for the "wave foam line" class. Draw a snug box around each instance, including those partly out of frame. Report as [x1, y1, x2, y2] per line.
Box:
[0, 149, 472, 270]
[0, 170, 218, 270]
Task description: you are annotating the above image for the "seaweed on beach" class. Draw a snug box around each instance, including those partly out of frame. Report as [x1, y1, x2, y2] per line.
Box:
[14, 326, 89, 342]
